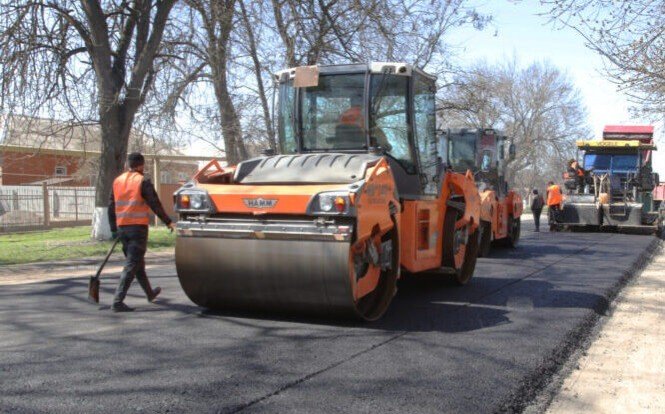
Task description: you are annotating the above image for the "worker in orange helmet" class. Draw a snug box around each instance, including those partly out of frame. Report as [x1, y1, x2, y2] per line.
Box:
[108, 152, 176, 312]
[338, 104, 392, 151]
[546, 180, 563, 231]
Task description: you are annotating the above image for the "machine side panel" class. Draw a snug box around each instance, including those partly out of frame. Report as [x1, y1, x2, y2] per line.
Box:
[400, 199, 442, 273]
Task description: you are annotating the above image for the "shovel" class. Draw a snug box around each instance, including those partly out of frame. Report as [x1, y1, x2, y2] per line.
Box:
[88, 238, 120, 303]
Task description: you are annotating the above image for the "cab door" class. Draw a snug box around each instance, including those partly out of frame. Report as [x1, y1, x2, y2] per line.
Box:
[399, 73, 442, 273]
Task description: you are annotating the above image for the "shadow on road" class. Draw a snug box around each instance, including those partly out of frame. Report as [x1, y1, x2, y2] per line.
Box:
[182, 274, 609, 335]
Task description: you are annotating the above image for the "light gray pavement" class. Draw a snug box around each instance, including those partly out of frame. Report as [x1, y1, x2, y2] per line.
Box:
[0, 219, 660, 413]
[547, 247, 665, 414]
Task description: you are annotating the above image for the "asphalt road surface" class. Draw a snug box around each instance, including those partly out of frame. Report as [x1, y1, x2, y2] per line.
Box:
[0, 220, 659, 414]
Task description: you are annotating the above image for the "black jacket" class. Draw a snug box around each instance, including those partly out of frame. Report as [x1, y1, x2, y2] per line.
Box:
[531, 195, 544, 211]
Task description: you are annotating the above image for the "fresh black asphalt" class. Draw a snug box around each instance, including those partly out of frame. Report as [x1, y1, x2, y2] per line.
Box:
[0, 220, 659, 413]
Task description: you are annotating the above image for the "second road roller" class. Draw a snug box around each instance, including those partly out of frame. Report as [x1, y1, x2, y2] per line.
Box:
[174, 63, 480, 320]
[440, 128, 523, 256]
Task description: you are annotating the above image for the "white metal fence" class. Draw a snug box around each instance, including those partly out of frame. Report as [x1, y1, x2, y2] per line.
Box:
[0, 185, 95, 232]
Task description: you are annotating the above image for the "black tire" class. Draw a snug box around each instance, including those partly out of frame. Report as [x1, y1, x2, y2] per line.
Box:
[443, 207, 480, 285]
[506, 215, 520, 247]
[478, 220, 492, 257]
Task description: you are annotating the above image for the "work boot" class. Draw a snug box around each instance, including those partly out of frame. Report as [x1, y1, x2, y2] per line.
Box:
[148, 287, 162, 303]
[112, 302, 135, 312]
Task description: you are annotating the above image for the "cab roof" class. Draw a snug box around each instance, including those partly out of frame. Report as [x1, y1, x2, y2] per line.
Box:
[274, 62, 437, 83]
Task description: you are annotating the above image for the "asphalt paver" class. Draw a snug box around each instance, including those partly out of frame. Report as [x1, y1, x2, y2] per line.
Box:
[0, 220, 659, 413]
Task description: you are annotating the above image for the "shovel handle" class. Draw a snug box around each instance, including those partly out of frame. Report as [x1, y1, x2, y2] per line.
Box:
[93, 238, 120, 281]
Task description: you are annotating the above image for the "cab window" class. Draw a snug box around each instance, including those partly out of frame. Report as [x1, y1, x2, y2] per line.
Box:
[369, 75, 416, 173]
[413, 75, 438, 194]
[278, 80, 297, 154]
[300, 74, 366, 151]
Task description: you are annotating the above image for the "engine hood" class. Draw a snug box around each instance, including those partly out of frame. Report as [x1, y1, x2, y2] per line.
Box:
[234, 153, 381, 185]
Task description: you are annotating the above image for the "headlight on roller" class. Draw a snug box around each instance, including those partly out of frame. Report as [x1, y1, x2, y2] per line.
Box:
[310, 192, 352, 215]
[319, 195, 335, 212]
[190, 194, 205, 210]
[175, 189, 212, 213]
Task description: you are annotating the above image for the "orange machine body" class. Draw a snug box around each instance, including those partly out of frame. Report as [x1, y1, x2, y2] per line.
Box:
[186, 158, 479, 279]
[479, 189, 523, 240]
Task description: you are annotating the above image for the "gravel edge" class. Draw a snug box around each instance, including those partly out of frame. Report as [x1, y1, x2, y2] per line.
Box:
[496, 236, 663, 414]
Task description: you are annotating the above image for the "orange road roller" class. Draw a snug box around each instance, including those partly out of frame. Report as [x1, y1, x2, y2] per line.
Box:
[174, 63, 480, 320]
[440, 129, 523, 256]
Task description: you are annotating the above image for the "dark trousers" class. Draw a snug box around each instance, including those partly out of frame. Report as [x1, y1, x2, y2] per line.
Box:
[548, 205, 561, 230]
[532, 208, 542, 231]
[113, 225, 154, 305]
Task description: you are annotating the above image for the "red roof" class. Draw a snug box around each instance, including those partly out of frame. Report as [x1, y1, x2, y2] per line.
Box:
[603, 125, 654, 134]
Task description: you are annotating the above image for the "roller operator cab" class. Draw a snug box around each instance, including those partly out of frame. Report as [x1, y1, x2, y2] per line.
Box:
[173, 63, 481, 321]
[554, 124, 664, 235]
[440, 128, 523, 256]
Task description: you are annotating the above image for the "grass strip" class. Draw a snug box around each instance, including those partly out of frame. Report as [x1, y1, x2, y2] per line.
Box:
[0, 226, 175, 265]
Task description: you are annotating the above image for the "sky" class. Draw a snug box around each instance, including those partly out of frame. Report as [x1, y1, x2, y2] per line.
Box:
[185, 0, 664, 175]
[446, 0, 664, 174]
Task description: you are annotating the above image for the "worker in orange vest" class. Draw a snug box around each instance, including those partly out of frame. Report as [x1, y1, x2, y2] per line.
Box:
[546, 180, 563, 231]
[338, 104, 392, 150]
[108, 152, 176, 312]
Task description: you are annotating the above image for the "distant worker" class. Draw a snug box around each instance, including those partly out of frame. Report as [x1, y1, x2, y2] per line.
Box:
[530, 189, 545, 232]
[108, 152, 176, 312]
[567, 159, 586, 193]
[546, 181, 563, 231]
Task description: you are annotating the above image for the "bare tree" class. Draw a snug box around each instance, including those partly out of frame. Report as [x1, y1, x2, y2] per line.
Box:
[360, 0, 491, 71]
[238, 0, 276, 152]
[184, 0, 249, 164]
[0, 0, 179, 238]
[161, 0, 492, 163]
[540, 0, 665, 115]
[440, 59, 590, 194]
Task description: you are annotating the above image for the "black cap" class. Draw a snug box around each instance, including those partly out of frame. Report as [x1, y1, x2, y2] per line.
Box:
[128, 152, 145, 168]
[532, 189, 538, 194]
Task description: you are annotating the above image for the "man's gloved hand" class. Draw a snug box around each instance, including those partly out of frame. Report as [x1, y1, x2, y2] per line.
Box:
[111, 231, 118, 240]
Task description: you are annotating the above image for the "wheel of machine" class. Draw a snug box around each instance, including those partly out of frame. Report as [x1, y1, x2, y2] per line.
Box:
[506, 215, 520, 247]
[477, 220, 492, 257]
[349, 219, 400, 321]
[442, 207, 480, 285]
[658, 225, 665, 241]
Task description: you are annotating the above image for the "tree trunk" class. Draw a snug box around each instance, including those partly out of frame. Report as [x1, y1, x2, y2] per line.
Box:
[239, 0, 276, 151]
[91, 104, 133, 240]
[214, 79, 246, 165]
[271, 0, 298, 68]
[208, 0, 247, 165]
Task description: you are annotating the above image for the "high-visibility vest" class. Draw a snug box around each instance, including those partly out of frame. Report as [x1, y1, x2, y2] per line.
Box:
[547, 184, 562, 207]
[113, 171, 150, 226]
[339, 106, 364, 128]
